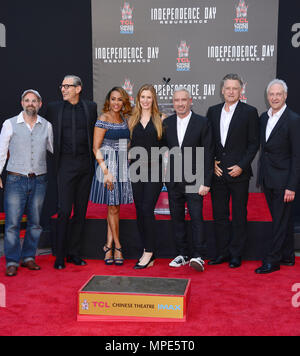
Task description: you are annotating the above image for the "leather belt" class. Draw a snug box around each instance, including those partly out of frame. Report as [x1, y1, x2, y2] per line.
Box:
[7, 171, 45, 178]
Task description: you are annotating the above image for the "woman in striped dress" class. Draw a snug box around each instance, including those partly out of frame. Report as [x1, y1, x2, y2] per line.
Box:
[90, 87, 133, 265]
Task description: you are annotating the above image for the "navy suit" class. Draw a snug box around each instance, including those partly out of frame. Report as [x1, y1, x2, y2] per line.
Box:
[258, 106, 300, 264]
[207, 101, 260, 259]
[163, 111, 214, 258]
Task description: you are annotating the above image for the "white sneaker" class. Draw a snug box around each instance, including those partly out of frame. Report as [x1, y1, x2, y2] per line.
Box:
[169, 255, 189, 268]
[189, 257, 205, 272]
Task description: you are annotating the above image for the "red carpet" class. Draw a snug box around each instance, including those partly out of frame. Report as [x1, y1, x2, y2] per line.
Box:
[62, 192, 271, 221]
[0, 255, 299, 336]
[3, 193, 272, 224]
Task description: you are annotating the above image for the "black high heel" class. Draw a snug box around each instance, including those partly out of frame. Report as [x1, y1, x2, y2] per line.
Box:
[114, 247, 124, 266]
[134, 254, 155, 269]
[103, 245, 114, 265]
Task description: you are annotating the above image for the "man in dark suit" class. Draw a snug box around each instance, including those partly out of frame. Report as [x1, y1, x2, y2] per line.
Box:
[206, 74, 260, 268]
[46, 75, 97, 269]
[256, 79, 300, 274]
[163, 87, 214, 272]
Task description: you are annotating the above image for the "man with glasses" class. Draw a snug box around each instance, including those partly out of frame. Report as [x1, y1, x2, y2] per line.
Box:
[46, 75, 97, 269]
[0, 90, 53, 276]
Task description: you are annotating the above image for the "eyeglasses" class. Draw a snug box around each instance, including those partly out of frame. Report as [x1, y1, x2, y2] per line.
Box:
[59, 84, 77, 90]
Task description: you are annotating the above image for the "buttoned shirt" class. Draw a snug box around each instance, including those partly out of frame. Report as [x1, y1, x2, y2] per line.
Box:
[61, 100, 89, 156]
[177, 111, 192, 147]
[220, 101, 239, 147]
[265, 104, 287, 141]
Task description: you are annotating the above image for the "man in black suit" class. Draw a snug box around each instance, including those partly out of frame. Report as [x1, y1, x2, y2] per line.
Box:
[256, 79, 300, 274]
[46, 75, 97, 269]
[163, 87, 214, 272]
[206, 74, 260, 268]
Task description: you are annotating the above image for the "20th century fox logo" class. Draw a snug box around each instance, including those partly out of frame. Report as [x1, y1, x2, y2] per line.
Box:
[0, 23, 6, 47]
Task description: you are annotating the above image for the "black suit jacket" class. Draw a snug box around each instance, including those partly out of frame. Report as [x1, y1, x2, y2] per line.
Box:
[206, 101, 260, 182]
[163, 111, 214, 189]
[45, 99, 98, 172]
[258, 107, 300, 191]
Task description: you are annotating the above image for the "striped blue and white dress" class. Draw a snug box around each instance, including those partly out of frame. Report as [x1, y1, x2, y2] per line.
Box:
[89, 118, 133, 206]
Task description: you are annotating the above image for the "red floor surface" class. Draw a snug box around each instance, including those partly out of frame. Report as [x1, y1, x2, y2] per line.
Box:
[0, 255, 299, 336]
[85, 192, 272, 221]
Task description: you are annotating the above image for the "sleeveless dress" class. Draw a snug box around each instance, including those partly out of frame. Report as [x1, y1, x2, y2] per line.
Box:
[89, 118, 133, 206]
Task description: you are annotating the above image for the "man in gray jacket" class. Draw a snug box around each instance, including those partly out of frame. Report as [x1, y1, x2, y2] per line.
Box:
[0, 89, 53, 276]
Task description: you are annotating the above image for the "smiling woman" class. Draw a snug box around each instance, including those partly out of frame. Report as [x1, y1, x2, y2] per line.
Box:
[90, 87, 133, 266]
[127, 84, 166, 269]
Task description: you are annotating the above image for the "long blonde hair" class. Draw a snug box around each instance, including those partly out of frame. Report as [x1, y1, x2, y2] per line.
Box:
[128, 84, 163, 140]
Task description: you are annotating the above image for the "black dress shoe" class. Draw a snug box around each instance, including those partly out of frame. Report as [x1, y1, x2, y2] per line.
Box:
[229, 257, 242, 268]
[54, 260, 65, 270]
[280, 259, 295, 266]
[208, 256, 229, 265]
[255, 263, 280, 274]
[67, 255, 87, 266]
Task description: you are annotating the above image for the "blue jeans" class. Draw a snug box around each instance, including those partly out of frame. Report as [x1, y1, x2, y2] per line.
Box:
[4, 174, 47, 267]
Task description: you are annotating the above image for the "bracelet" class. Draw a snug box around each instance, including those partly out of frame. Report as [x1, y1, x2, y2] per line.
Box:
[99, 161, 106, 168]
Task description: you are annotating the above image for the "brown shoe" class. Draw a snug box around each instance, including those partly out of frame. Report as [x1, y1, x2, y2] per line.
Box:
[6, 265, 18, 277]
[21, 260, 41, 270]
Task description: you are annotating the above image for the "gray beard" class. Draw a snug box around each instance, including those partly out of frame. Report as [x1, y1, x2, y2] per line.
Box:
[25, 108, 37, 117]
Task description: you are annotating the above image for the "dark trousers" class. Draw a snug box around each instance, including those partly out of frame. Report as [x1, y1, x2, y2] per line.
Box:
[132, 180, 162, 253]
[211, 177, 249, 258]
[55, 154, 93, 262]
[167, 183, 205, 258]
[263, 185, 294, 264]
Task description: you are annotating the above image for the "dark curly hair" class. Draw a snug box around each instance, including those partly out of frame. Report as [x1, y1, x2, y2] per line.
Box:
[102, 86, 132, 118]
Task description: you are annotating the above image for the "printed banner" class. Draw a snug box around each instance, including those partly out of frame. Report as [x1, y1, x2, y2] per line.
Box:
[79, 292, 185, 319]
[91, 0, 279, 190]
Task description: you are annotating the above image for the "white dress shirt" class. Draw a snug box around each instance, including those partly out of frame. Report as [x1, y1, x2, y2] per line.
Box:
[177, 111, 192, 147]
[0, 112, 54, 174]
[265, 104, 287, 141]
[220, 101, 239, 147]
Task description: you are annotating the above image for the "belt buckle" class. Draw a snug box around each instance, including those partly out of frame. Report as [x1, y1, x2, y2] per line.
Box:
[28, 173, 36, 178]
